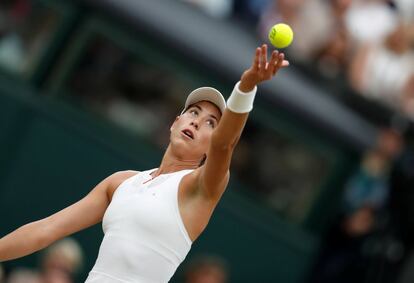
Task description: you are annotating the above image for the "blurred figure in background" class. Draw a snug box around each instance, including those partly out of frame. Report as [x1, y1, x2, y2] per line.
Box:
[2, 238, 83, 283]
[0, 0, 31, 73]
[39, 238, 84, 283]
[183, 255, 229, 283]
[0, 0, 59, 77]
[311, 0, 352, 78]
[309, 128, 403, 283]
[6, 268, 42, 283]
[349, 16, 414, 117]
[343, 129, 403, 220]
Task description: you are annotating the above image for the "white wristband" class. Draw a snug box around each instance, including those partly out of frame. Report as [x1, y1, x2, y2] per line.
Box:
[226, 81, 257, 113]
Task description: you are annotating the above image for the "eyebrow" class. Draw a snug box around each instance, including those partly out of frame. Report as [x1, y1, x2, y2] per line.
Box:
[191, 105, 219, 123]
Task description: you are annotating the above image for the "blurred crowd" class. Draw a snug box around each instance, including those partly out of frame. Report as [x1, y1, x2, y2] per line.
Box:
[0, 211, 228, 282]
[2, 0, 412, 120]
[0, 237, 229, 283]
[185, 0, 414, 121]
[0, 238, 83, 283]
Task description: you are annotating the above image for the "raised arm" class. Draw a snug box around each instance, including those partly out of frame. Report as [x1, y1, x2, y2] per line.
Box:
[0, 170, 137, 262]
[199, 44, 289, 200]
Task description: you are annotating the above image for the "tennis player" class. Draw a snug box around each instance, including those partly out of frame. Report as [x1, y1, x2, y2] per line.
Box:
[0, 44, 289, 282]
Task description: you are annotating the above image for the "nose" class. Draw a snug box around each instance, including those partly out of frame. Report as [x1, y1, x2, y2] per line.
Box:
[190, 120, 199, 130]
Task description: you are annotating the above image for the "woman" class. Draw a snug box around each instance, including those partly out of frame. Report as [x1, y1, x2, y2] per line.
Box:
[0, 44, 289, 282]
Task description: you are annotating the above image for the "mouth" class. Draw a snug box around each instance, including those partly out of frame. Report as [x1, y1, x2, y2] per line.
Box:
[181, 129, 194, 140]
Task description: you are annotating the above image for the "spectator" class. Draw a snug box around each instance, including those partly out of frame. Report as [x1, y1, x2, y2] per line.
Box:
[0, 0, 31, 74]
[348, 20, 414, 115]
[343, 129, 403, 214]
[345, 0, 398, 45]
[346, 0, 414, 119]
[39, 238, 84, 283]
[184, 255, 229, 283]
[309, 128, 403, 283]
[0, 0, 58, 77]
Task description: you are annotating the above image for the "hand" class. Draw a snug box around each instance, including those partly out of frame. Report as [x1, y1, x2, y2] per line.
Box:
[239, 44, 289, 92]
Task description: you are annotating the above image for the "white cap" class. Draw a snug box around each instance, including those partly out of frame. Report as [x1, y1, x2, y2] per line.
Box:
[181, 87, 226, 115]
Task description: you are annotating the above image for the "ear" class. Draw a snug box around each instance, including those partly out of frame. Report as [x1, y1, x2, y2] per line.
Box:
[170, 116, 180, 132]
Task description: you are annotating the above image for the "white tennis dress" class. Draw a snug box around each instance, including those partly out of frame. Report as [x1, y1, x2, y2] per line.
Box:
[85, 168, 194, 283]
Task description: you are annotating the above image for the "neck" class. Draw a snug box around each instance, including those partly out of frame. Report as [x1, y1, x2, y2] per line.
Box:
[152, 145, 200, 177]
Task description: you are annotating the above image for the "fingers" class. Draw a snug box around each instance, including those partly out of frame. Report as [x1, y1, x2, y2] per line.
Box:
[252, 48, 260, 71]
[281, 60, 290, 67]
[272, 53, 290, 75]
[268, 50, 279, 73]
[250, 44, 290, 80]
[260, 44, 267, 72]
[276, 53, 284, 69]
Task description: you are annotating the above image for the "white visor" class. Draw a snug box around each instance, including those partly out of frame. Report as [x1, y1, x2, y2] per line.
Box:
[181, 87, 226, 115]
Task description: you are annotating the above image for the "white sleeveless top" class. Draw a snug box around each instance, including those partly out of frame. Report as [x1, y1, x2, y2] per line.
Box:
[85, 168, 194, 283]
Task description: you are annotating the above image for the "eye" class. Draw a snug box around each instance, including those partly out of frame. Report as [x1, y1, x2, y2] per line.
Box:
[206, 119, 216, 128]
[189, 109, 198, 116]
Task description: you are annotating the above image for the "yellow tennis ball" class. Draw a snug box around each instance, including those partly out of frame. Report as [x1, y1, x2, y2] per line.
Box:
[268, 23, 294, 49]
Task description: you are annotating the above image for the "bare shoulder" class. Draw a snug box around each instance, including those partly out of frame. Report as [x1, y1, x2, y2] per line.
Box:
[180, 168, 201, 192]
[107, 170, 140, 200]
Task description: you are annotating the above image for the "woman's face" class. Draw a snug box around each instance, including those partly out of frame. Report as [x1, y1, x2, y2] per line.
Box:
[170, 101, 222, 161]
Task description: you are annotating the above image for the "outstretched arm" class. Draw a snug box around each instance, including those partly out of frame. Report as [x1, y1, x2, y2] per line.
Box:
[199, 44, 289, 200]
[0, 170, 137, 262]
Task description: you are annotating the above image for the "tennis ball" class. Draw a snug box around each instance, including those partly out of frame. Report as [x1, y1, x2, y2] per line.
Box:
[268, 23, 294, 49]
